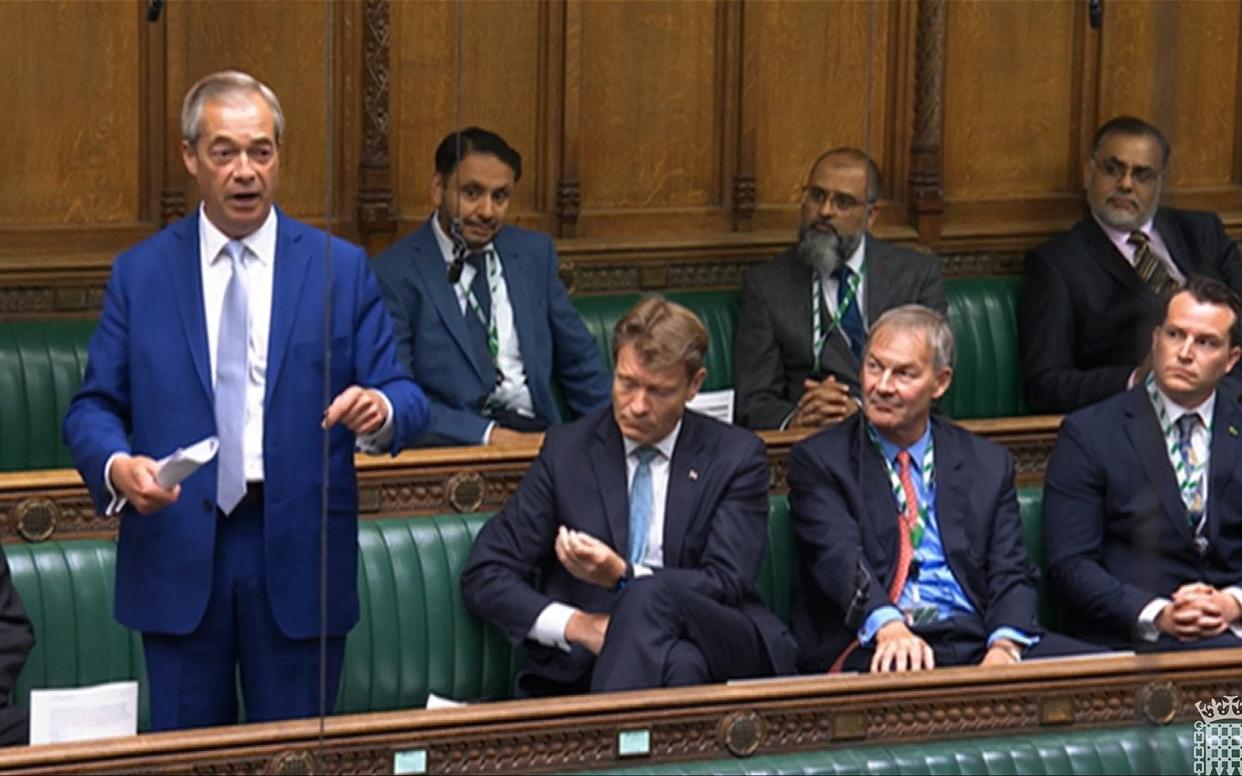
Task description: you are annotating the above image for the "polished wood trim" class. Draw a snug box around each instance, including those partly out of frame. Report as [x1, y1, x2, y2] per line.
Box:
[0, 416, 1063, 543]
[1, 648, 1237, 774]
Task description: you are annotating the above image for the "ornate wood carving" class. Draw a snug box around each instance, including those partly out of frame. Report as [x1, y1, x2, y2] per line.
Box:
[358, 0, 395, 244]
[160, 189, 187, 226]
[940, 250, 1025, 278]
[731, 175, 756, 225]
[909, 0, 945, 243]
[556, 178, 581, 237]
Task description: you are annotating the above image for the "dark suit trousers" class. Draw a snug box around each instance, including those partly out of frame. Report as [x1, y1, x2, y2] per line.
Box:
[841, 615, 1107, 671]
[590, 574, 773, 692]
[142, 497, 345, 731]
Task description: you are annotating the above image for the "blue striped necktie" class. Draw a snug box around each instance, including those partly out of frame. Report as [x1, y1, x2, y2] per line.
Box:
[627, 446, 659, 566]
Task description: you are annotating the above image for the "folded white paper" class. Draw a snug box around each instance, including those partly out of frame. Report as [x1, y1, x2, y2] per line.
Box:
[155, 436, 219, 488]
[29, 680, 139, 745]
[425, 692, 467, 709]
[686, 389, 734, 424]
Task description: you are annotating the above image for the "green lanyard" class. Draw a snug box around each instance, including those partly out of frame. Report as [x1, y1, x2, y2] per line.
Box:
[865, 421, 934, 549]
[1145, 373, 1209, 530]
[811, 261, 865, 372]
[459, 249, 501, 360]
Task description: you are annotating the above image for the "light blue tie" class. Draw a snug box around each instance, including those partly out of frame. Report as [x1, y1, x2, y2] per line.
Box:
[628, 447, 659, 566]
[215, 240, 249, 515]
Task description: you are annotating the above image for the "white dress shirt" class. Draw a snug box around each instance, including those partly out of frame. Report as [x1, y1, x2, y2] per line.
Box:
[431, 215, 534, 443]
[817, 233, 869, 337]
[528, 421, 683, 652]
[1092, 213, 1185, 284]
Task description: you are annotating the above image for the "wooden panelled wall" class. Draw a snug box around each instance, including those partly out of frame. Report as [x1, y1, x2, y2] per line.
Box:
[2, 0, 1242, 316]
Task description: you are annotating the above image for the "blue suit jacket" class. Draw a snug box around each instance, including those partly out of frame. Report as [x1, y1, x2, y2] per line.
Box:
[1044, 384, 1242, 647]
[460, 408, 795, 692]
[370, 218, 610, 445]
[787, 414, 1041, 671]
[63, 210, 429, 639]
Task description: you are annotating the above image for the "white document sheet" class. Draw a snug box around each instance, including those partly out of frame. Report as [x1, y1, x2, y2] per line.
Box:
[425, 692, 467, 709]
[155, 436, 219, 488]
[686, 389, 734, 424]
[29, 680, 139, 745]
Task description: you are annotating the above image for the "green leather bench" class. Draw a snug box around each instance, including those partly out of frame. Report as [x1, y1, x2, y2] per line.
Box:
[0, 278, 1022, 471]
[571, 277, 1026, 421]
[570, 723, 1199, 775]
[9, 487, 1049, 729]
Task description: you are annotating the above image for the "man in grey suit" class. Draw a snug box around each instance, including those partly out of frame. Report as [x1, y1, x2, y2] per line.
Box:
[735, 148, 946, 430]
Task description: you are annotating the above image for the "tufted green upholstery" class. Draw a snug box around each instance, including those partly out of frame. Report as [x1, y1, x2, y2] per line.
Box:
[569, 723, 1198, 774]
[7, 491, 1056, 727]
[942, 276, 1027, 419]
[0, 319, 95, 471]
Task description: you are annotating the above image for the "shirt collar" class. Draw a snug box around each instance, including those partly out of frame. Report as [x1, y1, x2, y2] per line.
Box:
[200, 204, 278, 267]
[846, 233, 867, 273]
[623, 418, 682, 462]
[1155, 383, 1216, 432]
[1091, 210, 1155, 244]
[873, 419, 933, 471]
[430, 212, 495, 267]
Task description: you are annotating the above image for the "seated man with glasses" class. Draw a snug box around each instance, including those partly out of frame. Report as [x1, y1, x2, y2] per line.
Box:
[1044, 277, 1242, 651]
[735, 148, 945, 430]
[1020, 116, 1242, 413]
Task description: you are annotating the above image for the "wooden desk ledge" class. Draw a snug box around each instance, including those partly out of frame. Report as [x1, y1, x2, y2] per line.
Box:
[0, 647, 1237, 775]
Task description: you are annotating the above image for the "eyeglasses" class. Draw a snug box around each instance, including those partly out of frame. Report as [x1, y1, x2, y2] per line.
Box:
[1091, 156, 1163, 185]
[803, 186, 874, 212]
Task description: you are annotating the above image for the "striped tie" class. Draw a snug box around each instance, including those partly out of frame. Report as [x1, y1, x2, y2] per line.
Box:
[1128, 231, 1176, 295]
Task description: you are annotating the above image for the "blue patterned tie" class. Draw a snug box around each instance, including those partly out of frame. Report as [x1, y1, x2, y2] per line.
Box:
[1175, 412, 1205, 525]
[833, 264, 865, 362]
[628, 446, 659, 566]
[215, 240, 248, 515]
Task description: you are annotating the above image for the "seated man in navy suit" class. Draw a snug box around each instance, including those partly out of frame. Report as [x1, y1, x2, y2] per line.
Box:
[1045, 276, 1242, 651]
[371, 127, 610, 446]
[461, 297, 796, 696]
[788, 305, 1098, 673]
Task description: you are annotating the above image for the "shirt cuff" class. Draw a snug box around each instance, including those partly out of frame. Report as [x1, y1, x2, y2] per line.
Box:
[858, 605, 903, 646]
[632, 563, 654, 578]
[1224, 586, 1242, 638]
[1137, 597, 1172, 642]
[527, 602, 578, 653]
[103, 452, 130, 517]
[988, 627, 1039, 650]
[355, 391, 396, 454]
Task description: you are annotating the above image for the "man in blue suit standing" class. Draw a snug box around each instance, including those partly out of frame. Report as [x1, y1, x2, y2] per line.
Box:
[371, 127, 610, 446]
[461, 297, 795, 696]
[1045, 276, 1242, 651]
[63, 71, 429, 731]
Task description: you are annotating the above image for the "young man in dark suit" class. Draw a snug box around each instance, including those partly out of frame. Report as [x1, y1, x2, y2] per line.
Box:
[462, 297, 796, 696]
[1045, 277, 1242, 651]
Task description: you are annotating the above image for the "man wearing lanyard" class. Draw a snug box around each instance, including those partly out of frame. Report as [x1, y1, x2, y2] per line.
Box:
[371, 127, 611, 446]
[734, 148, 945, 431]
[787, 305, 1098, 672]
[461, 297, 796, 696]
[1045, 277, 1242, 651]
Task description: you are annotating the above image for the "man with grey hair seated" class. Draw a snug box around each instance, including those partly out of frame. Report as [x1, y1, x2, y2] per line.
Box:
[735, 148, 945, 431]
[787, 305, 1100, 673]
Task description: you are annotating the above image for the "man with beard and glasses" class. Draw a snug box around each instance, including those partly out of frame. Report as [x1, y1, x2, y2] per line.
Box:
[372, 127, 611, 446]
[734, 148, 945, 431]
[1020, 116, 1242, 414]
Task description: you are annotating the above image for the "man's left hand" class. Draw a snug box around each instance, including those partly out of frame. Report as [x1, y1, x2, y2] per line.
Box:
[323, 385, 388, 435]
[555, 526, 626, 589]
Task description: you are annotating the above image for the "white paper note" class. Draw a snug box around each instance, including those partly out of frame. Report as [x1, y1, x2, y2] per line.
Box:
[686, 389, 734, 424]
[29, 680, 139, 745]
[155, 436, 219, 488]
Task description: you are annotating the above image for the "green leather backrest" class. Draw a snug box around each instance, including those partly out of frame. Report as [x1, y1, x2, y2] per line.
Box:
[0, 319, 95, 471]
[573, 294, 643, 373]
[7, 540, 149, 730]
[942, 276, 1027, 419]
[569, 722, 1197, 774]
[757, 496, 792, 624]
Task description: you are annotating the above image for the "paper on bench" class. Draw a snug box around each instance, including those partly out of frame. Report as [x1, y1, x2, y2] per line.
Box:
[29, 680, 138, 745]
[155, 435, 219, 489]
[686, 389, 734, 424]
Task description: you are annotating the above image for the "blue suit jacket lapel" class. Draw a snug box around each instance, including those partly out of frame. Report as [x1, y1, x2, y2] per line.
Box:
[167, 214, 212, 401]
[265, 213, 312, 406]
[591, 415, 630, 554]
[496, 232, 541, 384]
[411, 222, 489, 382]
[663, 413, 708, 567]
[1124, 388, 1196, 544]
